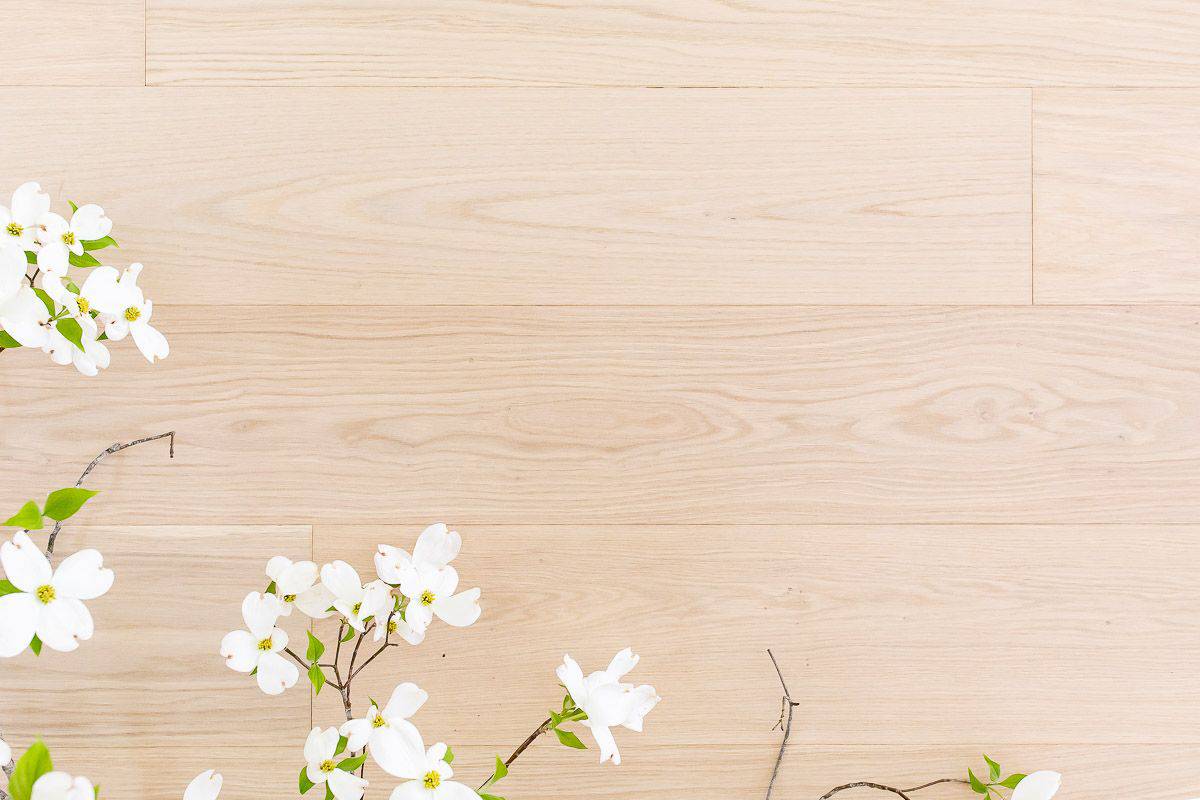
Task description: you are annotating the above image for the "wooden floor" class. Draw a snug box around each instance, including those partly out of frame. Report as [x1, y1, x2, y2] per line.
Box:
[3, 3, 1200, 798]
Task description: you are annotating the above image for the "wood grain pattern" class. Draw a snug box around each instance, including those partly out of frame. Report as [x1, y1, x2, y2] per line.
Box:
[0, 87, 1031, 306]
[2, 305, 1199, 525]
[1034, 90, 1200, 304]
[146, 1, 1200, 88]
[0, 526, 311, 800]
[312, 524, 1200, 747]
[3, 0, 144, 86]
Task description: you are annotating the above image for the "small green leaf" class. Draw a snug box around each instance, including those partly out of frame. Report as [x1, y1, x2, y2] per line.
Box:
[0, 579, 19, 596]
[42, 488, 98, 522]
[29, 636, 42, 656]
[299, 766, 315, 794]
[308, 664, 326, 696]
[306, 631, 326, 662]
[32, 288, 55, 316]
[68, 251, 101, 269]
[553, 728, 587, 750]
[490, 756, 508, 784]
[480, 795, 505, 800]
[0, 330, 21, 348]
[54, 318, 85, 351]
[324, 785, 334, 800]
[5, 501, 43, 530]
[68, 200, 79, 214]
[998, 774, 1026, 789]
[984, 754, 1001, 783]
[9, 740, 53, 800]
[24, 250, 36, 265]
[265, 580, 277, 594]
[340, 626, 355, 642]
[967, 768, 988, 795]
[82, 236, 118, 252]
[337, 754, 367, 772]
[443, 745, 454, 764]
[335, 735, 348, 756]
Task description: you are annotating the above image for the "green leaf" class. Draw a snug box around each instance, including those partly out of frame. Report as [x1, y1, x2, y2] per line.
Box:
[68, 251, 102, 269]
[984, 754, 1001, 783]
[998, 774, 1026, 789]
[265, 580, 277, 594]
[4, 501, 43, 530]
[480, 795, 505, 800]
[55, 317, 85, 350]
[553, 728, 587, 750]
[9, 740, 53, 800]
[337, 754, 367, 772]
[324, 785, 334, 800]
[0, 579, 19, 596]
[967, 768, 988, 795]
[443, 745, 454, 764]
[299, 766, 315, 794]
[42, 488, 98, 522]
[25, 250, 36, 265]
[335, 735, 348, 756]
[0, 329, 21, 348]
[29, 636, 42, 656]
[306, 631, 326, 662]
[68, 200, 78, 214]
[32, 288, 55, 316]
[308, 664, 326, 696]
[489, 756, 508, 784]
[340, 626, 355, 642]
[82, 236, 118, 252]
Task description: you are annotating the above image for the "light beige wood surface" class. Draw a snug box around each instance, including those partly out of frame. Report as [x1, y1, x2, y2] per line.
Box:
[146, 0, 1200, 88]
[6, 3, 1200, 800]
[1034, 90, 1200, 303]
[0, 88, 1031, 306]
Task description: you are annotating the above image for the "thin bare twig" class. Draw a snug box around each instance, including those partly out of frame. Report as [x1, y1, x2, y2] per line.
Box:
[45, 431, 175, 556]
[765, 651, 968, 800]
[477, 717, 554, 792]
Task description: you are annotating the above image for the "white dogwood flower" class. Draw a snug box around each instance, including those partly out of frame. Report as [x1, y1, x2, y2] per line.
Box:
[0, 735, 10, 766]
[1013, 772, 1062, 800]
[184, 770, 223, 800]
[0, 531, 114, 657]
[36, 205, 111, 275]
[304, 727, 369, 800]
[397, 565, 480, 642]
[44, 313, 110, 377]
[341, 682, 428, 755]
[219, 591, 298, 695]
[31, 771, 95, 800]
[556, 649, 660, 765]
[79, 263, 168, 363]
[374, 729, 476, 800]
[266, 556, 333, 618]
[375, 523, 461, 585]
[320, 561, 390, 632]
[0, 182, 50, 251]
[374, 608, 424, 646]
[0, 286, 53, 349]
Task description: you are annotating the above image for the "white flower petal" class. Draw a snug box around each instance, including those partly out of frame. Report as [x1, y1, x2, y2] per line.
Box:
[255, 651, 299, 695]
[605, 648, 639, 682]
[621, 684, 661, 731]
[340, 716, 374, 753]
[1013, 771, 1062, 800]
[304, 727, 331, 765]
[183, 770, 223, 800]
[321, 561, 364, 601]
[78, 266, 128, 316]
[241, 591, 283, 638]
[69, 205, 112, 241]
[11, 182, 50, 226]
[412, 523, 461, 568]
[327, 769, 368, 800]
[374, 545, 413, 585]
[52, 549, 114, 600]
[265, 555, 293, 582]
[1, 531, 53, 592]
[588, 723, 621, 765]
[219, 630, 259, 673]
[36, 598, 89, 652]
[382, 682, 428, 720]
[294, 583, 336, 619]
[436, 781, 482, 800]
[556, 655, 587, 706]
[0, 592, 39, 657]
[431, 588, 480, 628]
[371, 726, 426, 779]
[278, 560, 319, 595]
[387, 782, 425, 800]
[130, 318, 169, 363]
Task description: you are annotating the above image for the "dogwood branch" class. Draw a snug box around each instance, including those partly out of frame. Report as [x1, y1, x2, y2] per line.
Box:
[765, 651, 967, 800]
[476, 717, 554, 793]
[44, 431, 176, 557]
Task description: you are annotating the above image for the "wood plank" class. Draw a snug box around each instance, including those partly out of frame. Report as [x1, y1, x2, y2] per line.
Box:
[3, 305, 1200, 525]
[146, 0, 1200, 88]
[4, 0, 144, 86]
[0, 525, 311, 800]
[311, 524, 1200, 746]
[0, 87, 1031, 306]
[1034, 90, 1200, 303]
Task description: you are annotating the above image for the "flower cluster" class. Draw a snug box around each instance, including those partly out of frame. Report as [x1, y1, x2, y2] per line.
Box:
[967, 756, 1061, 800]
[217, 523, 659, 800]
[0, 181, 168, 374]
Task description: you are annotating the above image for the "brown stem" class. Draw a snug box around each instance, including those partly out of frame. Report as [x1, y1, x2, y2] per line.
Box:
[478, 717, 554, 792]
[45, 431, 175, 556]
[766, 650, 967, 800]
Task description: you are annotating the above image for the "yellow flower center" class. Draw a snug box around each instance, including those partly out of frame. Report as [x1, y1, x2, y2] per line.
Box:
[35, 585, 56, 604]
[372, 714, 387, 728]
[282, 593, 297, 602]
[76, 297, 90, 314]
[423, 771, 441, 790]
[124, 306, 141, 322]
[257, 637, 273, 651]
[62, 231, 75, 246]
[5, 222, 22, 237]
[320, 760, 336, 774]
[387, 619, 398, 633]
[351, 601, 362, 615]
[420, 590, 436, 606]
